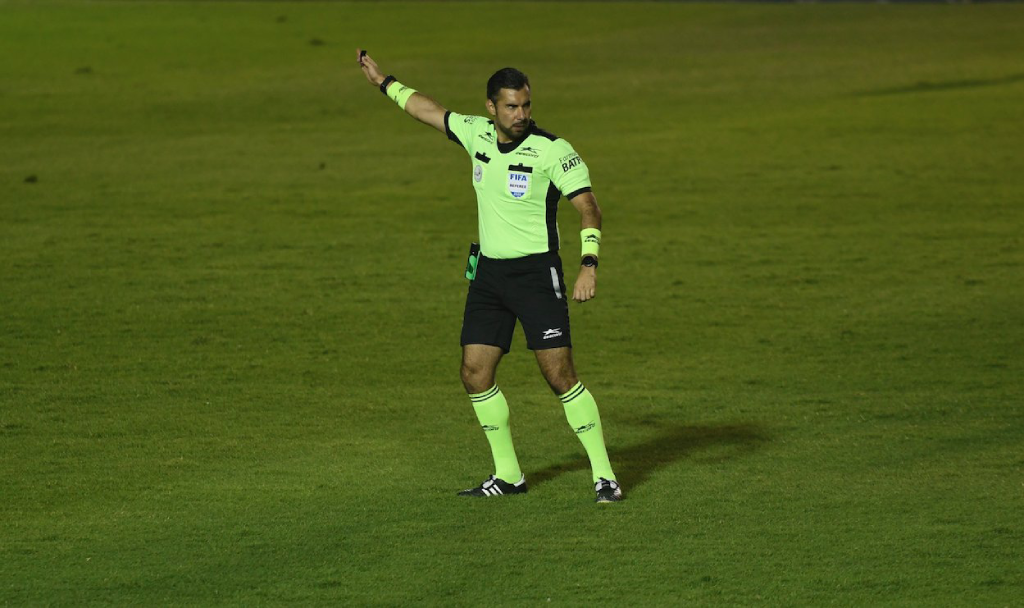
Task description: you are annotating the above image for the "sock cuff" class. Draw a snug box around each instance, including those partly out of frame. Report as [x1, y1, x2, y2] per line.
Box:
[469, 385, 501, 403]
[559, 381, 586, 404]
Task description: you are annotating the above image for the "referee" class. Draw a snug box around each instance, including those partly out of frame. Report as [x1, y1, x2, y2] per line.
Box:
[357, 49, 621, 503]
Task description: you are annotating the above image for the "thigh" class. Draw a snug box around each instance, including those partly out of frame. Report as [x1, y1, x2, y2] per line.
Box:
[510, 257, 572, 351]
[460, 261, 517, 353]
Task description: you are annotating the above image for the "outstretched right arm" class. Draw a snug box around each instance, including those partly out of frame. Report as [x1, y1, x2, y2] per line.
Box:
[356, 48, 446, 134]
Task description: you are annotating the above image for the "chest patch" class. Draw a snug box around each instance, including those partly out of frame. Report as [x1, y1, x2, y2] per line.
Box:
[474, 164, 483, 182]
[507, 164, 533, 199]
[508, 172, 530, 198]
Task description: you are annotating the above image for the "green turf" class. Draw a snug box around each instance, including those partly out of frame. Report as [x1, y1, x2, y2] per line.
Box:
[2, 1, 1023, 604]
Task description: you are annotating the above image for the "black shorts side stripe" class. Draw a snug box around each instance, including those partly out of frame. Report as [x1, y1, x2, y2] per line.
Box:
[549, 266, 563, 300]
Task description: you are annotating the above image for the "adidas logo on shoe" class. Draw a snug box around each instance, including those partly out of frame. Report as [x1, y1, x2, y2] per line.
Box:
[458, 474, 528, 497]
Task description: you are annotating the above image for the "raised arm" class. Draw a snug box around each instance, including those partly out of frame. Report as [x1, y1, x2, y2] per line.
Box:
[356, 48, 446, 133]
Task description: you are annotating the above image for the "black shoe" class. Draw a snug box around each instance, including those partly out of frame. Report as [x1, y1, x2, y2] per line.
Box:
[457, 475, 528, 497]
[594, 478, 622, 503]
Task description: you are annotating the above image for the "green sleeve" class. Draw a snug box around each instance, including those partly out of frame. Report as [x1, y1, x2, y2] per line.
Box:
[545, 138, 592, 199]
[444, 111, 485, 155]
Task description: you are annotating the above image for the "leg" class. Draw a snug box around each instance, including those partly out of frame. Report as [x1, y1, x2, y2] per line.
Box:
[456, 257, 525, 492]
[536, 347, 617, 487]
[534, 346, 578, 395]
[460, 344, 523, 485]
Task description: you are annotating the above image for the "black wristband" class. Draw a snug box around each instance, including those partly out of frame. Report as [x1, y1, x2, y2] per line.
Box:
[582, 256, 598, 268]
[379, 75, 397, 95]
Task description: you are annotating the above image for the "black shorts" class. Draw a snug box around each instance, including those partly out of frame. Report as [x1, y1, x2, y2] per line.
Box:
[460, 251, 572, 353]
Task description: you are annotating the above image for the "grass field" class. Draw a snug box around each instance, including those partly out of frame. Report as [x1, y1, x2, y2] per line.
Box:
[2, 1, 1023, 604]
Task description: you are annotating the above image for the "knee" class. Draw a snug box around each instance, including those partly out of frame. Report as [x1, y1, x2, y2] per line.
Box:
[549, 376, 578, 396]
[545, 368, 578, 396]
[460, 361, 493, 394]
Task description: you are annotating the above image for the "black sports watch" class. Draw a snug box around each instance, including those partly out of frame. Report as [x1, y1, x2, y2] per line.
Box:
[581, 256, 598, 268]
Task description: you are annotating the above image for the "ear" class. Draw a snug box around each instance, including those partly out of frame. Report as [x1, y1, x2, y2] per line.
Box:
[485, 99, 496, 117]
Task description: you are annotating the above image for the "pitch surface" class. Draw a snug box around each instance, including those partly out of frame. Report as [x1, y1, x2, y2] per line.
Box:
[2, 1, 1022, 604]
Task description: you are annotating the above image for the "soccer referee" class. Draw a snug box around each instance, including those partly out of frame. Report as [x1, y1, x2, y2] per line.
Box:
[357, 49, 621, 503]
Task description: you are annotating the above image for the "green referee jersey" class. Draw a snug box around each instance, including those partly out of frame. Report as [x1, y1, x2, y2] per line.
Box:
[444, 111, 593, 259]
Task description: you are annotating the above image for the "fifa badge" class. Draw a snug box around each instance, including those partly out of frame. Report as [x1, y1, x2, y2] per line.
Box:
[508, 171, 529, 198]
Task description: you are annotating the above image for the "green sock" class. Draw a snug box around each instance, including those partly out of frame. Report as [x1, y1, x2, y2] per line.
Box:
[469, 385, 523, 483]
[560, 382, 615, 483]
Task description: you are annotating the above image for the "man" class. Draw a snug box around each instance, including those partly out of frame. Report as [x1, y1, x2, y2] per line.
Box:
[356, 49, 621, 503]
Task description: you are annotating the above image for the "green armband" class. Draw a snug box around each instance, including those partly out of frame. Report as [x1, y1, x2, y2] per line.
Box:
[383, 78, 417, 111]
[581, 228, 601, 259]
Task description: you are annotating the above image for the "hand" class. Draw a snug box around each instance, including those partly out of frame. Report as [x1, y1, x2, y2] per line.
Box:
[356, 48, 385, 87]
[572, 266, 597, 303]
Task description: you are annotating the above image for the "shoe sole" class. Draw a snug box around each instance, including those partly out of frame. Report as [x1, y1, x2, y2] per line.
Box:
[457, 488, 528, 497]
[458, 492, 528, 497]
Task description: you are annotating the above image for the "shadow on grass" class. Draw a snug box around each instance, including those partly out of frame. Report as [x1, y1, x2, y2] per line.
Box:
[529, 422, 770, 491]
[855, 73, 1024, 96]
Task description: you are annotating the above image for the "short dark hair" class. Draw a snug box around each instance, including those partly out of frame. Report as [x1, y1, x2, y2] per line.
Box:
[486, 67, 530, 102]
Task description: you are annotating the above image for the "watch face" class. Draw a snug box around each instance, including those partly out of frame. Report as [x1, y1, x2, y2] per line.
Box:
[582, 257, 598, 267]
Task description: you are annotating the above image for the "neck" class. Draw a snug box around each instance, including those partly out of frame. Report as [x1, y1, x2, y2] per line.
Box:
[496, 121, 530, 144]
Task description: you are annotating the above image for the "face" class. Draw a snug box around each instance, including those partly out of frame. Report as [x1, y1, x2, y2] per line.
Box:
[486, 86, 532, 142]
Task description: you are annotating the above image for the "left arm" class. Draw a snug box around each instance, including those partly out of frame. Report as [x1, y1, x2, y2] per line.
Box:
[569, 191, 602, 303]
[356, 48, 447, 133]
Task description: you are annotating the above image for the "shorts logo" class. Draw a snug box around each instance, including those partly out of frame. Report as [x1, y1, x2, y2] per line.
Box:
[508, 172, 530, 198]
[542, 328, 562, 340]
[474, 165, 483, 182]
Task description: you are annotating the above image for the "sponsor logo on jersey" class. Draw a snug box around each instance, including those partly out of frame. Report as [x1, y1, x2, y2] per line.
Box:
[478, 132, 495, 143]
[516, 146, 541, 158]
[473, 164, 483, 182]
[561, 154, 583, 172]
[508, 171, 530, 198]
[463, 116, 476, 123]
[481, 424, 500, 431]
